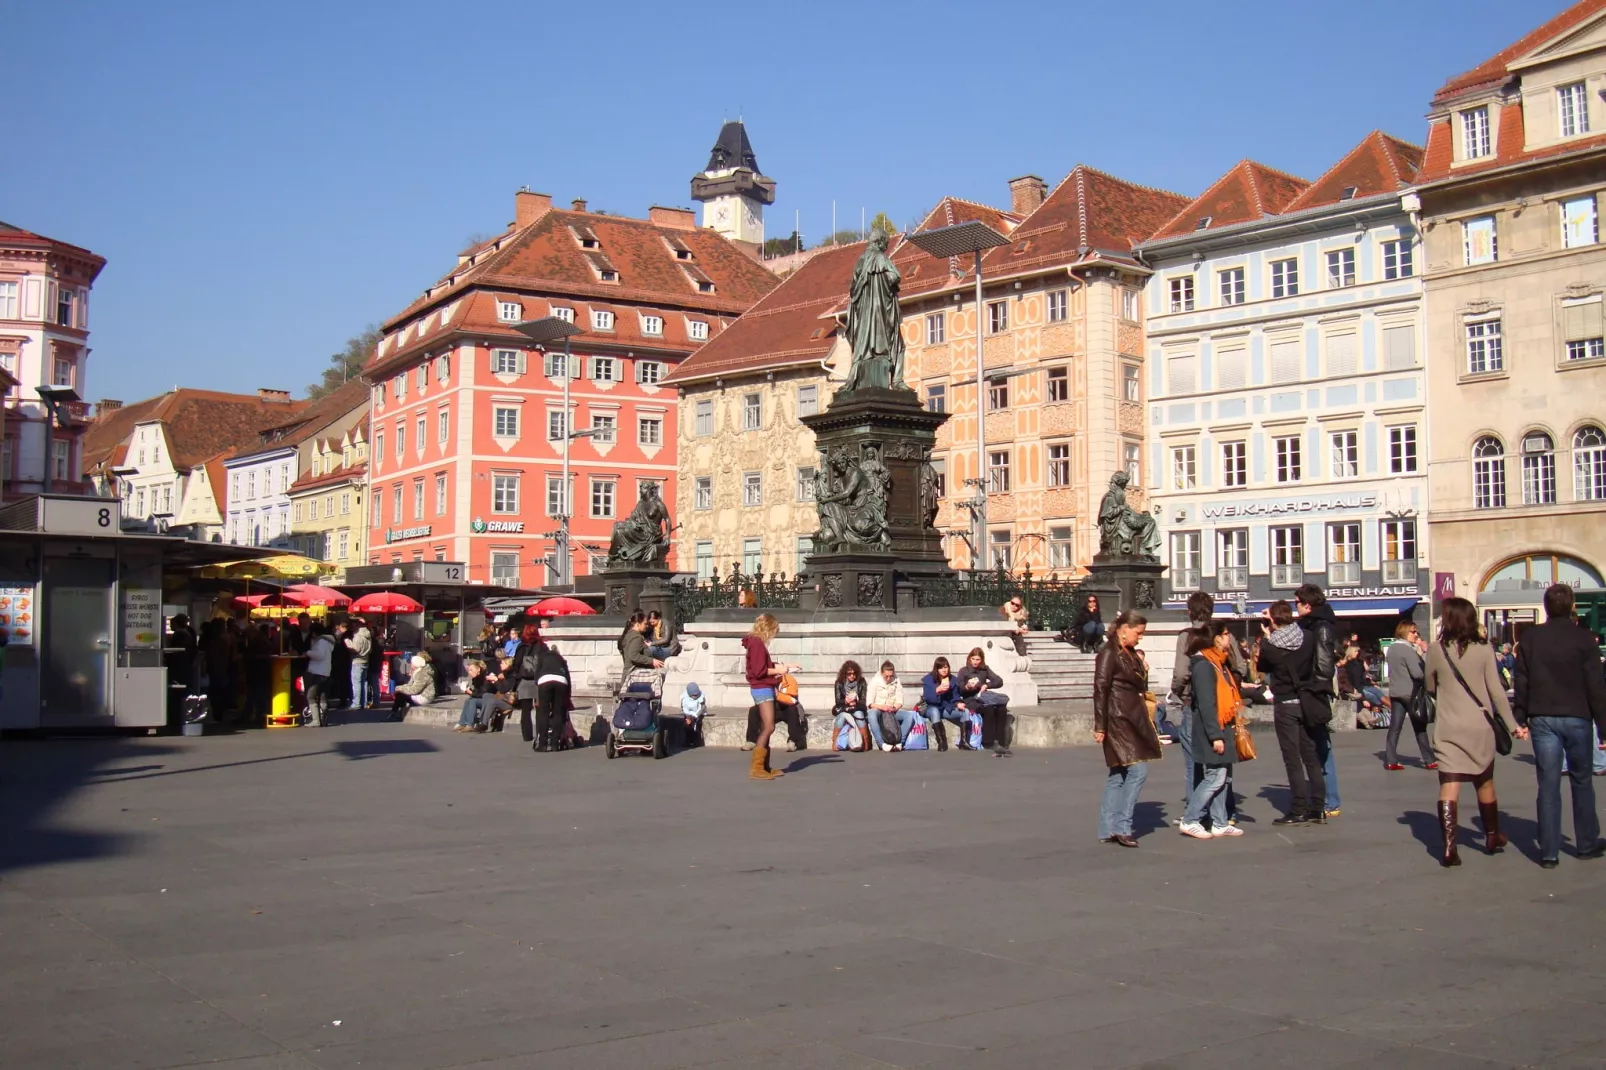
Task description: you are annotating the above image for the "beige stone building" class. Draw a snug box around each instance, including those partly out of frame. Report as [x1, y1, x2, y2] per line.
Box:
[1418, 0, 1606, 631]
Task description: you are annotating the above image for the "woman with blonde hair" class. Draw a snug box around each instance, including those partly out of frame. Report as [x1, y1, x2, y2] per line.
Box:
[743, 613, 799, 780]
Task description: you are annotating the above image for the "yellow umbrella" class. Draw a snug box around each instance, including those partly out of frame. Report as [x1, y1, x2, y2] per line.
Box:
[200, 554, 327, 580]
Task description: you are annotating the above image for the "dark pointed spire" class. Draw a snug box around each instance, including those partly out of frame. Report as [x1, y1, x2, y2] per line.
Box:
[705, 121, 760, 174]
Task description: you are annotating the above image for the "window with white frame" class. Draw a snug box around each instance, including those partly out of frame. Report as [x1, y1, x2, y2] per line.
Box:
[582, 357, 612, 384]
[414, 417, 425, 454]
[742, 538, 763, 575]
[926, 312, 945, 344]
[436, 353, 450, 380]
[591, 309, 615, 330]
[337, 530, 349, 560]
[491, 552, 519, 587]
[0, 280, 17, 318]
[412, 480, 425, 520]
[742, 393, 761, 430]
[989, 530, 1012, 570]
[1327, 522, 1361, 584]
[497, 300, 521, 322]
[795, 535, 812, 576]
[56, 287, 74, 327]
[1330, 430, 1358, 478]
[341, 492, 351, 515]
[641, 315, 663, 336]
[926, 384, 946, 413]
[638, 416, 662, 446]
[437, 409, 449, 444]
[1558, 82, 1590, 138]
[1170, 445, 1196, 490]
[590, 413, 615, 443]
[390, 484, 402, 522]
[542, 351, 573, 378]
[1463, 216, 1498, 264]
[1047, 442, 1071, 487]
[635, 360, 663, 385]
[433, 474, 446, 515]
[1563, 296, 1604, 360]
[1124, 442, 1141, 484]
[1382, 239, 1414, 279]
[1381, 518, 1416, 564]
[1217, 528, 1249, 588]
[1275, 435, 1302, 483]
[1389, 425, 1418, 474]
[1562, 196, 1599, 249]
[415, 364, 428, 389]
[1522, 431, 1556, 505]
[742, 471, 762, 507]
[395, 423, 405, 459]
[493, 406, 519, 438]
[1270, 257, 1299, 298]
[1461, 106, 1491, 159]
[492, 348, 520, 375]
[1218, 266, 1245, 306]
[546, 474, 567, 517]
[1048, 290, 1068, 322]
[797, 384, 819, 417]
[694, 399, 714, 436]
[1575, 425, 1606, 501]
[1270, 525, 1303, 585]
[1466, 319, 1503, 374]
[395, 374, 407, 400]
[1325, 248, 1356, 287]
[1221, 440, 1246, 487]
[687, 319, 708, 341]
[796, 466, 817, 501]
[1169, 275, 1195, 313]
[1123, 364, 1141, 401]
[1473, 436, 1506, 509]
[694, 541, 714, 579]
[52, 357, 73, 386]
[1121, 288, 1140, 322]
[1170, 531, 1202, 590]
[1049, 525, 1074, 570]
[551, 306, 574, 323]
[590, 478, 616, 518]
[1166, 352, 1198, 394]
[491, 474, 519, 514]
[930, 457, 945, 498]
[372, 492, 382, 527]
[987, 378, 1009, 411]
[693, 476, 712, 510]
[987, 300, 1008, 334]
[987, 450, 1011, 493]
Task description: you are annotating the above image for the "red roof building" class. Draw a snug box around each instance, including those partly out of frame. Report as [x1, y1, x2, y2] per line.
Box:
[364, 187, 779, 587]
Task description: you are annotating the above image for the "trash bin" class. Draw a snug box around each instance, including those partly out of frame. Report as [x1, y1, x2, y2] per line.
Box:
[267, 654, 298, 728]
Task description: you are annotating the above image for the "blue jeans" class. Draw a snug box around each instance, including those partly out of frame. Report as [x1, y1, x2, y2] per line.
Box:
[1099, 762, 1149, 839]
[350, 661, 371, 708]
[868, 708, 917, 747]
[458, 695, 510, 727]
[1314, 725, 1340, 810]
[1597, 725, 1606, 775]
[1177, 711, 1196, 801]
[1081, 621, 1105, 646]
[1530, 716, 1601, 861]
[1185, 765, 1229, 830]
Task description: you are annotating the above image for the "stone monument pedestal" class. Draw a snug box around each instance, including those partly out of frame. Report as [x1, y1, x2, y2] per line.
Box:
[599, 566, 676, 624]
[1085, 556, 1167, 615]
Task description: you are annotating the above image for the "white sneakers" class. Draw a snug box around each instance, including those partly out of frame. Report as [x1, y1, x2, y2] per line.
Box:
[1178, 822, 1213, 839]
[1211, 825, 1244, 837]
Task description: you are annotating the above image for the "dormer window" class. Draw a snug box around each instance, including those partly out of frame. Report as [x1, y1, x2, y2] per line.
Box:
[665, 236, 695, 261]
[592, 309, 615, 331]
[600, 269, 619, 282]
[572, 225, 601, 249]
[676, 249, 693, 260]
[641, 315, 664, 336]
[1339, 185, 1359, 201]
[1461, 106, 1491, 159]
[551, 306, 574, 323]
[497, 300, 522, 322]
[1558, 82, 1590, 139]
[687, 319, 709, 341]
[1194, 216, 1212, 231]
[698, 281, 715, 293]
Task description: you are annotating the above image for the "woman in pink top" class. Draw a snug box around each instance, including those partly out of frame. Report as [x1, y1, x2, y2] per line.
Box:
[742, 613, 798, 781]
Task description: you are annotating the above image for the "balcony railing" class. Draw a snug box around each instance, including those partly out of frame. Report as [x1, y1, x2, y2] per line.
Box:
[1270, 564, 1303, 588]
[1327, 561, 1362, 585]
[1216, 567, 1249, 589]
[1381, 560, 1415, 584]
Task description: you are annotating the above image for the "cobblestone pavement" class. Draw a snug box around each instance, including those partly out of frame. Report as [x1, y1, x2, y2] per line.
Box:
[3, 724, 1604, 1069]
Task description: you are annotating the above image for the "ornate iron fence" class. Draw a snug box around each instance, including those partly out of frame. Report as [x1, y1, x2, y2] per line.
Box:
[914, 566, 1089, 633]
[672, 566, 804, 632]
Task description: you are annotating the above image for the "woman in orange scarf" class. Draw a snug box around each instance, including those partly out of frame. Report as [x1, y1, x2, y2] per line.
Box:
[1179, 622, 1244, 839]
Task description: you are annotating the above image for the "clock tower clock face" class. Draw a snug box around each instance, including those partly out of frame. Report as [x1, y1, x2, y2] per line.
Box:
[743, 203, 760, 231]
[712, 203, 732, 227]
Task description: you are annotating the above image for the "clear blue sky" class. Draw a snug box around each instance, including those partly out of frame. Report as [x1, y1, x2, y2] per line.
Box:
[3, 0, 1556, 404]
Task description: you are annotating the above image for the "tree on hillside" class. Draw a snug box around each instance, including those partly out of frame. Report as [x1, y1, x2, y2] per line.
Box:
[816, 229, 868, 248]
[762, 231, 805, 258]
[870, 212, 897, 237]
[306, 325, 382, 399]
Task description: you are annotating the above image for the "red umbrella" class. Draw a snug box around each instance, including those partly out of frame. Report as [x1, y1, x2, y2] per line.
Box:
[234, 593, 271, 607]
[350, 591, 423, 614]
[287, 583, 352, 607]
[530, 596, 597, 617]
[255, 592, 310, 608]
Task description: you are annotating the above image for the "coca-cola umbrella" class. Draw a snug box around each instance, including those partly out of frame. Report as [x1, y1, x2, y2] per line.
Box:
[529, 596, 597, 617]
[349, 591, 424, 615]
[286, 583, 352, 607]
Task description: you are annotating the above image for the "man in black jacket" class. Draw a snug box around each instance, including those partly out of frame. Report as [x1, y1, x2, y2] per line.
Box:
[1258, 600, 1326, 824]
[1512, 583, 1606, 866]
[1296, 584, 1342, 817]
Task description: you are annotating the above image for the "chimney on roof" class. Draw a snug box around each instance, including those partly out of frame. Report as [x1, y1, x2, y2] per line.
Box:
[257, 388, 291, 404]
[1009, 175, 1048, 216]
[571, 198, 588, 212]
[96, 399, 123, 414]
[648, 205, 697, 230]
[514, 189, 552, 229]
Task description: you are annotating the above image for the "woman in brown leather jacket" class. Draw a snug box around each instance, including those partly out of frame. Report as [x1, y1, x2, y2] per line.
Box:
[1094, 610, 1164, 847]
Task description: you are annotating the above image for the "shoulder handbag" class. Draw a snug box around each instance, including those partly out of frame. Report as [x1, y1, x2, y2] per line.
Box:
[1441, 642, 1512, 757]
[1406, 678, 1435, 733]
[1233, 716, 1257, 762]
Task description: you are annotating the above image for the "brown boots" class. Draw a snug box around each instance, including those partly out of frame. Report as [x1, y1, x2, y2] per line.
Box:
[1479, 800, 1507, 854]
[749, 745, 783, 780]
[1438, 801, 1461, 867]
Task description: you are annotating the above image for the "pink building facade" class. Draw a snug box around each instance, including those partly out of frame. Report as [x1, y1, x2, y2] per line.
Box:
[0, 220, 105, 496]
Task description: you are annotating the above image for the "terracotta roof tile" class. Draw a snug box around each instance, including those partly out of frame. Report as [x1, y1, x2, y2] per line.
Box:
[1151, 160, 1309, 240]
[288, 460, 368, 495]
[0, 219, 106, 277]
[1282, 132, 1422, 214]
[82, 396, 169, 476]
[997, 166, 1192, 272]
[231, 378, 369, 462]
[81, 390, 310, 476]
[1431, 0, 1606, 104]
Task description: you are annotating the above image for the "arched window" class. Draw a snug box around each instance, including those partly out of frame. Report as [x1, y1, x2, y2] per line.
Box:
[1472, 436, 1506, 509]
[1521, 430, 1556, 505]
[1575, 425, 1606, 501]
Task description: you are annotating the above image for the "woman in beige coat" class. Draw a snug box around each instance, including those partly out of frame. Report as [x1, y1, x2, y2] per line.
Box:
[1425, 597, 1527, 867]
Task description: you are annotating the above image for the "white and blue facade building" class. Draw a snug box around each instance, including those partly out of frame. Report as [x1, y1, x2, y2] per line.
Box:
[1135, 138, 1429, 631]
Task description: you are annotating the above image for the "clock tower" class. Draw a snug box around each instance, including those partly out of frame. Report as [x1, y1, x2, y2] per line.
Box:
[690, 121, 776, 246]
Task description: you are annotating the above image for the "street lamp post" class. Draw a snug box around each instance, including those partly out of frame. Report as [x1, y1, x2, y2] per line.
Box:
[36, 384, 82, 494]
[513, 317, 587, 587]
[905, 221, 1013, 572]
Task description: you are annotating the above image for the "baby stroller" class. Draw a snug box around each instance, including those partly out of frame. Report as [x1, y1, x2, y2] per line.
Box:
[606, 668, 667, 759]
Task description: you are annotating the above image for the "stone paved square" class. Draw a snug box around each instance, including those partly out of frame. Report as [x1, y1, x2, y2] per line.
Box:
[3, 725, 1604, 1069]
